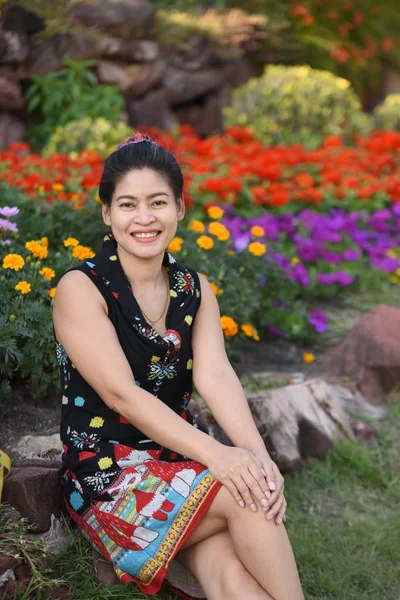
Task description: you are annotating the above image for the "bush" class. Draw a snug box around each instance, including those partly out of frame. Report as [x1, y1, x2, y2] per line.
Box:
[373, 94, 400, 131]
[223, 64, 372, 148]
[44, 118, 134, 158]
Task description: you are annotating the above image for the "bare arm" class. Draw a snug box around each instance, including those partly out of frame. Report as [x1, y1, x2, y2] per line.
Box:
[52, 270, 220, 465]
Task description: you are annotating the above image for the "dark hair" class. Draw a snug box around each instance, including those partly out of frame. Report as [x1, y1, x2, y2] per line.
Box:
[99, 139, 184, 208]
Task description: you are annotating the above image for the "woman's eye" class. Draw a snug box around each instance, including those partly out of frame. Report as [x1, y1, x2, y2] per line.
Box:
[153, 200, 166, 206]
[121, 203, 134, 208]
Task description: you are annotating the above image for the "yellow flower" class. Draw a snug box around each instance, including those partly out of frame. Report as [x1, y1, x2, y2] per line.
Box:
[241, 323, 255, 337]
[72, 245, 95, 260]
[250, 225, 265, 238]
[52, 183, 64, 192]
[63, 237, 80, 248]
[168, 236, 184, 253]
[2, 253, 25, 271]
[15, 281, 31, 295]
[196, 235, 214, 250]
[90, 416, 104, 428]
[94, 194, 101, 203]
[207, 206, 224, 220]
[48, 287, 57, 299]
[209, 282, 220, 295]
[248, 242, 266, 257]
[98, 457, 113, 470]
[253, 333, 260, 341]
[71, 193, 79, 203]
[38, 185, 45, 193]
[220, 315, 239, 337]
[41, 237, 49, 249]
[189, 220, 205, 233]
[291, 257, 300, 265]
[39, 267, 56, 281]
[303, 352, 315, 364]
[208, 222, 230, 241]
[226, 250, 234, 256]
[10, 314, 16, 322]
[25, 240, 48, 259]
[390, 275, 400, 284]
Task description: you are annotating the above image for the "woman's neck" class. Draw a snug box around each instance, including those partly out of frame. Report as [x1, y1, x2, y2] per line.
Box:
[117, 244, 166, 290]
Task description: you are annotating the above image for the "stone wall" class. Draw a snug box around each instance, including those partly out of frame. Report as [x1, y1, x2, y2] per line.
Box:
[0, 0, 293, 150]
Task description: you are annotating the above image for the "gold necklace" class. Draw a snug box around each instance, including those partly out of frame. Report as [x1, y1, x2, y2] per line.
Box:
[135, 269, 170, 325]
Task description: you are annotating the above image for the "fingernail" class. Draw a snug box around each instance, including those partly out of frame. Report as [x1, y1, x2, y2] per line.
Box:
[277, 517, 282, 524]
[239, 500, 245, 508]
[251, 503, 257, 512]
[269, 482, 276, 490]
[267, 513, 274, 520]
[261, 499, 269, 508]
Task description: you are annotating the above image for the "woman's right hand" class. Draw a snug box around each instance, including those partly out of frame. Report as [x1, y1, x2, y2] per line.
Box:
[207, 445, 271, 512]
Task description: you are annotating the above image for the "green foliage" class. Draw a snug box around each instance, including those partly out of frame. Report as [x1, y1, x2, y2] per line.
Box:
[373, 94, 400, 131]
[44, 117, 133, 158]
[223, 64, 373, 148]
[25, 59, 125, 150]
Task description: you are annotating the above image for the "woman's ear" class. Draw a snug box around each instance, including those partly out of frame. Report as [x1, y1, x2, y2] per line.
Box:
[177, 196, 185, 221]
[102, 203, 111, 227]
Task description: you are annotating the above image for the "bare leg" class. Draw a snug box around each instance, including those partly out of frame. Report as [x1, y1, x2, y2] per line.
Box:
[177, 530, 273, 600]
[180, 485, 304, 600]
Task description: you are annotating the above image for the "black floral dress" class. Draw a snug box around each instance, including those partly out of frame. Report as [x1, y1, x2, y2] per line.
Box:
[54, 232, 221, 598]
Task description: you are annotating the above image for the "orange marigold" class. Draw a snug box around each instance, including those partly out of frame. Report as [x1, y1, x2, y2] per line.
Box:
[196, 235, 214, 250]
[2, 253, 25, 271]
[15, 281, 31, 294]
[303, 352, 315, 364]
[25, 241, 48, 259]
[220, 315, 238, 337]
[250, 226, 265, 238]
[168, 237, 184, 253]
[48, 287, 57, 299]
[63, 237, 80, 248]
[241, 323, 255, 337]
[39, 267, 56, 281]
[207, 206, 224, 220]
[189, 220, 205, 233]
[72, 245, 95, 260]
[248, 242, 266, 257]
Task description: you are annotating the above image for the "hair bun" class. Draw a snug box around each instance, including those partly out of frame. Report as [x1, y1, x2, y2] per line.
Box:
[116, 133, 157, 151]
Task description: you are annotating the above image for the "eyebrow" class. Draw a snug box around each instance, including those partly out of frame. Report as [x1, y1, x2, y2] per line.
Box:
[115, 192, 169, 202]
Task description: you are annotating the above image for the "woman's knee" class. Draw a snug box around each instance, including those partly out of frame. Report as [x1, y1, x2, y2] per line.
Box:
[218, 554, 263, 599]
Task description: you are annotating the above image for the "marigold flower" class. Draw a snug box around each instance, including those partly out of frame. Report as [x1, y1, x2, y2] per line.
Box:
[241, 323, 255, 337]
[39, 267, 56, 281]
[207, 206, 224, 220]
[248, 242, 266, 257]
[291, 257, 300, 265]
[303, 352, 315, 364]
[25, 241, 48, 259]
[2, 253, 25, 271]
[63, 237, 80, 248]
[52, 183, 64, 192]
[72, 245, 95, 260]
[208, 222, 230, 241]
[15, 281, 31, 294]
[253, 333, 260, 341]
[41, 236, 49, 249]
[10, 314, 16, 322]
[48, 287, 57, 299]
[250, 226, 265, 238]
[196, 235, 214, 250]
[189, 220, 205, 233]
[168, 237, 184, 253]
[209, 282, 220, 295]
[220, 315, 238, 337]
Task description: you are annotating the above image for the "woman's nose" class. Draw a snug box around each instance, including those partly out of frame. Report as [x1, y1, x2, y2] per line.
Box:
[133, 205, 156, 224]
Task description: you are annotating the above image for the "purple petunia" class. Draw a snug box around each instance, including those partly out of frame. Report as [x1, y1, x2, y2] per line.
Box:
[0, 206, 19, 217]
[309, 310, 329, 333]
[0, 218, 18, 232]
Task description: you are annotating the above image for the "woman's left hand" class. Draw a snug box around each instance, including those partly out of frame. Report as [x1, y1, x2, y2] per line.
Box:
[253, 453, 287, 525]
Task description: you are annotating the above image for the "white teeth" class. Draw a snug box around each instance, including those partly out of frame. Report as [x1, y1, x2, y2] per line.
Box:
[132, 232, 159, 238]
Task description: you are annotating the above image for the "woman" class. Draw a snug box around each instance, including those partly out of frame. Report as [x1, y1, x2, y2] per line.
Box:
[53, 134, 304, 600]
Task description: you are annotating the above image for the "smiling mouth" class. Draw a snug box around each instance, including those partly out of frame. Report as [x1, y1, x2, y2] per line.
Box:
[131, 231, 161, 239]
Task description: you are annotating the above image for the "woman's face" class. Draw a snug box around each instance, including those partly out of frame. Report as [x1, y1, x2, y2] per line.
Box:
[102, 168, 185, 260]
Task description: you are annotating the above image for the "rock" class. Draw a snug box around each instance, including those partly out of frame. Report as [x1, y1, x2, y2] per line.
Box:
[0, 77, 23, 110]
[11, 433, 62, 461]
[2, 4, 45, 34]
[165, 37, 216, 72]
[97, 60, 163, 96]
[0, 112, 25, 151]
[0, 570, 16, 600]
[0, 30, 29, 64]
[0, 544, 20, 575]
[41, 514, 73, 553]
[322, 305, 400, 404]
[92, 549, 121, 587]
[192, 379, 356, 475]
[2, 464, 62, 532]
[163, 64, 232, 105]
[329, 384, 387, 421]
[69, 0, 155, 40]
[126, 87, 178, 130]
[44, 586, 72, 600]
[349, 418, 377, 444]
[99, 38, 159, 62]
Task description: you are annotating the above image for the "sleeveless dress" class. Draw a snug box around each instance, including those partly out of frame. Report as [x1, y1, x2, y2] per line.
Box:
[54, 232, 221, 598]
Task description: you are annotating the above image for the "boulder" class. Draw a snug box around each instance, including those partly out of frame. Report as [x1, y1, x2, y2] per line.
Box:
[2, 464, 62, 533]
[322, 305, 400, 404]
[0, 30, 29, 64]
[0, 112, 25, 151]
[163, 64, 233, 105]
[2, 3, 45, 34]
[99, 37, 159, 62]
[97, 60, 163, 96]
[11, 433, 62, 461]
[69, 0, 155, 40]
[0, 77, 23, 110]
[126, 87, 178, 130]
[165, 37, 217, 72]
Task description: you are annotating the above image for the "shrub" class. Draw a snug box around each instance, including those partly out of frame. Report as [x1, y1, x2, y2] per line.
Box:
[44, 118, 134, 158]
[223, 64, 372, 148]
[373, 95, 400, 131]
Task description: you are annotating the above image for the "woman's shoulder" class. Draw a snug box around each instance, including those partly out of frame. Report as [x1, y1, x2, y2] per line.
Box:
[55, 262, 109, 315]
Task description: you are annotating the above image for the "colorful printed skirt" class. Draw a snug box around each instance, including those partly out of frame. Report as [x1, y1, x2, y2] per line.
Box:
[64, 455, 221, 598]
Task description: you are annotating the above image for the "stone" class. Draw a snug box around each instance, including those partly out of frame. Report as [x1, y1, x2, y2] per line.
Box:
[2, 4, 45, 34]
[99, 38, 159, 62]
[0, 570, 16, 600]
[126, 87, 178, 130]
[0, 77, 23, 110]
[41, 514, 73, 553]
[0, 112, 25, 151]
[2, 465, 62, 533]
[92, 549, 121, 587]
[0, 544, 20, 575]
[322, 305, 400, 404]
[97, 60, 163, 96]
[69, 0, 155, 40]
[0, 30, 29, 64]
[165, 37, 216, 72]
[11, 433, 63, 461]
[163, 64, 232, 105]
[44, 586, 72, 600]
[349, 418, 377, 444]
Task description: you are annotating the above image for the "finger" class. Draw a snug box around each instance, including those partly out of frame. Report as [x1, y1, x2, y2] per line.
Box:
[266, 492, 284, 521]
[248, 463, 271, 502]
[275, 498, 287, 525]
[242, 470, 270, 511]
[232, 475, 257, 512]
[262, 461, 277, 493]
[222, 479, 246, 509]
